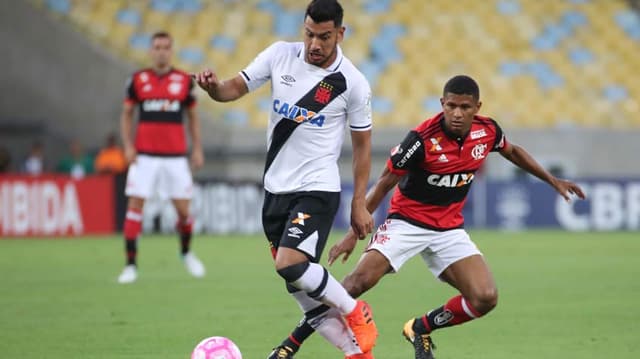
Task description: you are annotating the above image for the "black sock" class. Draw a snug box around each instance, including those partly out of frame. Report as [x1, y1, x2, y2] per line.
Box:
[180, 232, 191, 255]
[413, 305, 447, 334]
[125, 239, 137, 266]
[283, 319, 315, 352]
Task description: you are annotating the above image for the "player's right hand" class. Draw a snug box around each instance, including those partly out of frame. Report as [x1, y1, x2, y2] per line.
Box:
[328, 228, 359, 266]
[192, 68, 221, 94]
[124, 145, 137, 165]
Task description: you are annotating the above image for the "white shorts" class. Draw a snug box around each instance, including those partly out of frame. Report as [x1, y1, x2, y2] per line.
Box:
[125, 155, 193, 200]
[365, 219, 482, 278]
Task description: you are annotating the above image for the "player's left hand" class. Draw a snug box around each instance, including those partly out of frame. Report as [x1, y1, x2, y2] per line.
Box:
[350, 204, 373, 239]
[328, 229, 359, 265]
[190, 148, 204, 170]
[552, 178, 586, 201]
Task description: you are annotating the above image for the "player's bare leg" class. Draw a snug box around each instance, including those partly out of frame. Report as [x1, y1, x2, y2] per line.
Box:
[117, 196, 145, 284]
[173, 198, 205, 278]
[404, 254, 498, 358]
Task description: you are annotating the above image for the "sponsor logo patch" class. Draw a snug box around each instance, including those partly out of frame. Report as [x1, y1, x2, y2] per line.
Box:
[470, 129, 487, 139]
[429, 137, 443, 152]
[292, 212, 311, 225]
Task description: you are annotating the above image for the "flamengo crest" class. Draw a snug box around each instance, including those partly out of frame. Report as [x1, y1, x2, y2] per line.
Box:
[471, 143, 487, 160]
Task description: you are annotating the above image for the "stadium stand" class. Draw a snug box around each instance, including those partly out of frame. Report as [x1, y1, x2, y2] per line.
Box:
[35, 0, 640, 129]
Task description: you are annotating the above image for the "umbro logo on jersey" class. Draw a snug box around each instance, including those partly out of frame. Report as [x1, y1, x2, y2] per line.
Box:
[288, 227, 304, 238]
[429, 137, 443, 152]
[273, 99, 326, 127]
[280, 75, 296, 87]
[292, 212, 311, 225]
[438, 154, 449, 163]
[427, 173, 475, 188]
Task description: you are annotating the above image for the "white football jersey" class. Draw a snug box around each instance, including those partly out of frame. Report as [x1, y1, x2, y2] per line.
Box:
[241, 41, 372, 194]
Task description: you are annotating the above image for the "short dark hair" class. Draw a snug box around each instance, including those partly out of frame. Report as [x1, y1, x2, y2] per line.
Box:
[151, 31, 172, 43]
[305, 0, 344, 27]
[443, 75, 480, 100]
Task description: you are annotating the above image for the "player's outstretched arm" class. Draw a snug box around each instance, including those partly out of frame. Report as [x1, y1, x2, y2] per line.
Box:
[350, 130, 374, 239]
[192, 69, 248, 102]
[499, 143, 586, 201]
[328, 166, 402, 265]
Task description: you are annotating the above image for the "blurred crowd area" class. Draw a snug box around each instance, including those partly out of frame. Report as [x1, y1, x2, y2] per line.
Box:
[0, 133, 126, 177]
[37, 0, 640, 129]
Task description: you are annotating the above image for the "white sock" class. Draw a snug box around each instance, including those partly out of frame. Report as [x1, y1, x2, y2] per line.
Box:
[291, 262, 357, 315]
[308, 307, 363, 355]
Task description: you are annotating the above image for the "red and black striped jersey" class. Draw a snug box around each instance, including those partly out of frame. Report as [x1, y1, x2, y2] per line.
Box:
[125, 68, 196, 156]
[386, 112, 507, 230]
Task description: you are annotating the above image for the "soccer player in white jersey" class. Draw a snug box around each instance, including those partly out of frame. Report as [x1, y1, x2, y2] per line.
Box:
[194, 1, 377, 358]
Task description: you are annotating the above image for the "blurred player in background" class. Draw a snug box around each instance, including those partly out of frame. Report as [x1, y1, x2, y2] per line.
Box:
[117, 31, 205, 284]
[194, 1, 377, 357]
[276, 75, 586, 359]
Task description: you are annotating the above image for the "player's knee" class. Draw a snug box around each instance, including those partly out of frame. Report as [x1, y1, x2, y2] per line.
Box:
[342, 271, 376, 298]
[470, 287, 498, 314]
[276, 261, 310, 283]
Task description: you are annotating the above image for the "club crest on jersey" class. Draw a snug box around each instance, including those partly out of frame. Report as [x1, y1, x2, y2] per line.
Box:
[429, 137, 443, 152]
[471, 143, 488, 160]
[314, 81, 334, 105]
[292, 212, 311, 225]
[168, 82, 182, 95]
[273, 99, 325, 127]
[427, 173, 475, 188]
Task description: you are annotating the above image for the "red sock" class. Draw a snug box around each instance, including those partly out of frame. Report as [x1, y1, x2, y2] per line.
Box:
[123, 209, 142, 265]
[442, 295, 482, 326]
[416, 295, 482, 333]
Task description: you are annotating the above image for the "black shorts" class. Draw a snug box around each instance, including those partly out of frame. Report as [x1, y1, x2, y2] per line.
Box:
[262, 190, 340, 263]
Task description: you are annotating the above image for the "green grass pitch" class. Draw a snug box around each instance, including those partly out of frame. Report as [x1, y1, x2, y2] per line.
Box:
[1, 231, 638, 358]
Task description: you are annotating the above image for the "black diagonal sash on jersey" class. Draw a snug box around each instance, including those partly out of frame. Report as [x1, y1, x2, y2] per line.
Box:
[263, 72, 347, 175]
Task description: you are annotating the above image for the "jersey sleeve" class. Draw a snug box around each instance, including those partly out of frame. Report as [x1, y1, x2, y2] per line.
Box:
[386, 130, 425, 176]
[346, 78, 372, 131]
[124, 75, 138, 105]
[489, 119, 508, 151]
[185, 77, 196, 108]
[240, 41, 284, 93]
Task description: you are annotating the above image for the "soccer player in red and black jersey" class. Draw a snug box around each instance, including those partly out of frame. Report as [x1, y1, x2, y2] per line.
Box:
[277, 75, 586, 358]
[117, 31, 205, 284]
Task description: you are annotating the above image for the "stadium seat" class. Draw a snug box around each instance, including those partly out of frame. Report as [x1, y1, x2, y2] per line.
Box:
[44, 0, 640, 128]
